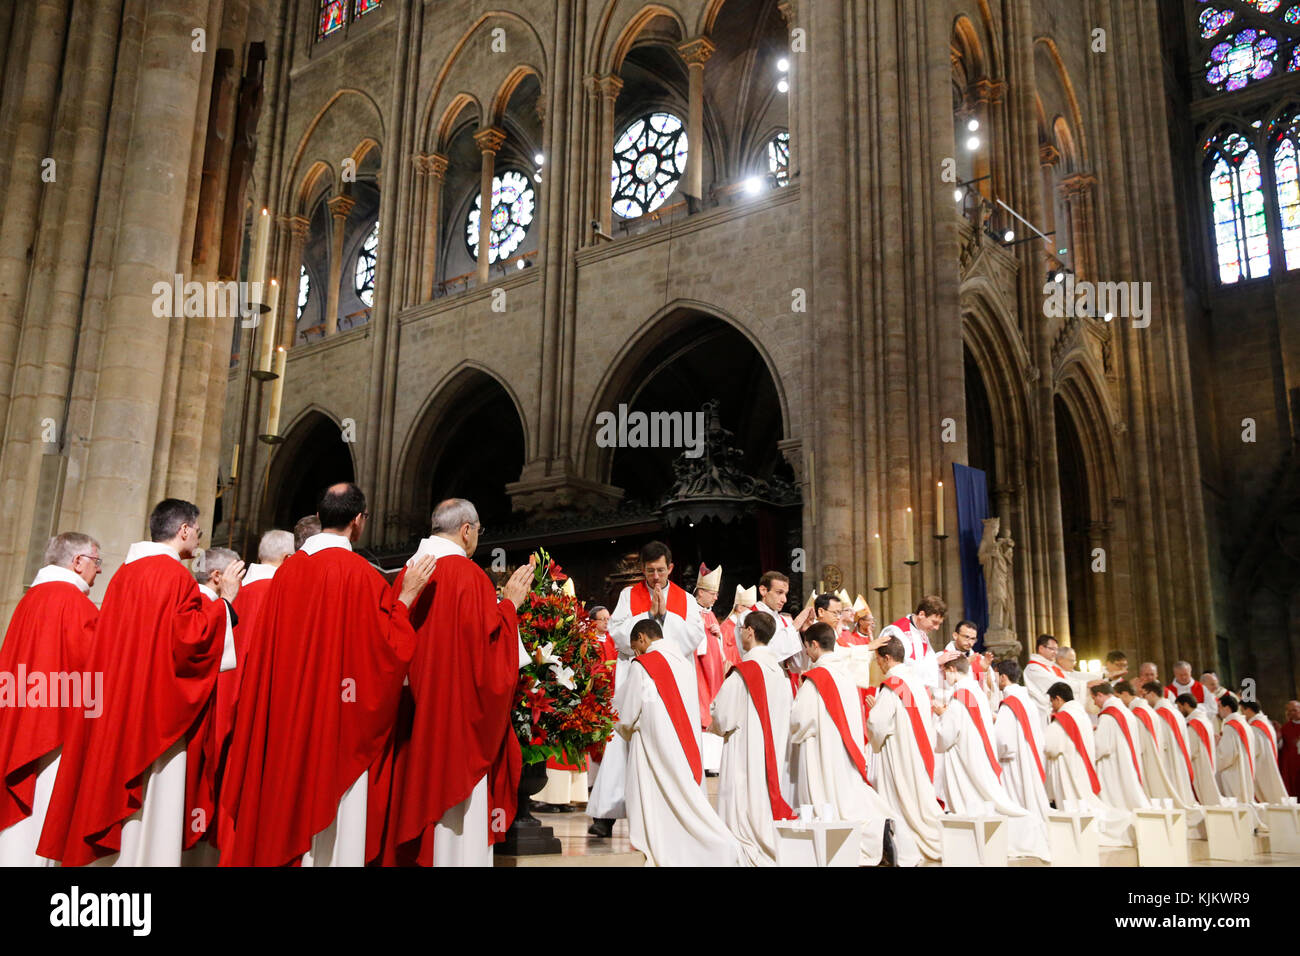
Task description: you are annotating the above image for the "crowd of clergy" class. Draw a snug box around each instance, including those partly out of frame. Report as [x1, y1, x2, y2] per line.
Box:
[1, 491, 1298, 867]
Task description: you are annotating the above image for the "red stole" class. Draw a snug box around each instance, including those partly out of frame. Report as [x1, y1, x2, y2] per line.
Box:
[718, 618, 743, 668]
[1189, 717, 1215, 771]
[1133, 705, 1158, 744]
[733, 662, 795, 820]
[803, 668, 870, 783]
[1028, 658, 1066, 679]
[955, 687, 1001, 778]
[1165, 680, 1205, 703]
[1155, 706, 1195, 784]
[1249, 717, 1277, 754]
[1000, 695, 1045, 783]
[1052, 709, 1101, 795]
[634, 650, 702, 785]
[1226, 718, 1253, 776]
[629, 581, 688, 619]
[882, 674, 935, 781]
[1101, 705, 1143, 785]
[890, 616, 930, 662]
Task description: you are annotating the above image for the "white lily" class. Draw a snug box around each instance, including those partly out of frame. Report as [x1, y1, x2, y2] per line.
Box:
[536, 642, 561, 667]
[549, 662, 576, 691]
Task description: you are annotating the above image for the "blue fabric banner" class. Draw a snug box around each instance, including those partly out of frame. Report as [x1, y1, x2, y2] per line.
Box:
[953, 463, 990, 647]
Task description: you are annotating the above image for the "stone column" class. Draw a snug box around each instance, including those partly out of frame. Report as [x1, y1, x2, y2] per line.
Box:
[676, 37, 715, 202]
[417, 152, 448, 301]
[78, 0, 209, 569]
[593, 75, 622, 236]
[1060, 172, 1098, 283]
[473, 127, 506, 283]
[278, 214, 311, 349]
[778, 1, 797, 177]
[324, 194, 354, 335]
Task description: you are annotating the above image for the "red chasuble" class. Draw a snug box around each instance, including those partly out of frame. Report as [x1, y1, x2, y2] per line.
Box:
[802, 668, 870, 782]
[629, 580, 688, 619]
[732, 662, 795, 820]
[695, 610, 726, 730]
[1052, 710, 1101, 795]
[37, 556, 228, 866]
[1100, 705, 1143, 785]
[718, 618, 743, 668]
[379, 555, 522, 867]
[954, 687, 1001, 778]
[1280, 721, 1300, 797]
[1156, 707, 1194, 784]
[0, 582, 97, 833]
[184, 590, 230, 850]
[1164, 680, 1205, 703]
[217, 548, 415, 866]
[1000, 695, 1046, 782]
[882, 674, 936, 781]
[634, 650, 702, 784]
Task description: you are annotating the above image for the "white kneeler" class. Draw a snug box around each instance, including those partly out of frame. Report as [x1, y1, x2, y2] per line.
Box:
[1263, 798, 1300, 854]
[1202, 801, 1254, 861]
[940, 813, 1008, 867]
[1133, 804, 1188, 867]
[1047, 808, 1100, 867]
[774, 809, 862, 867]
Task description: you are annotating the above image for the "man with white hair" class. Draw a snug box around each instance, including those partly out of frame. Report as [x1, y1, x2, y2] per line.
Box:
[40, 499, 242, 866]
[1138, 661, 1160, 687]
[1164, 661, 1213, 722]
[0, 533, 101, 865]
[718, 585, 755, 667]
[1201, 671, 1227, 732]
[694, 563, 727, 774]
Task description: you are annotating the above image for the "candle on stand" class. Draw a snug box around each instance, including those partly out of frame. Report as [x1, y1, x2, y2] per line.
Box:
[257, 278, 280, 374]
[936, 481, 945, 537]
[249, 207, 270, 301]
[872, 533, 884, 589]
[263, 347, 287, 438]
[904, 507, 915, 562]
[230, 443, 240, 482]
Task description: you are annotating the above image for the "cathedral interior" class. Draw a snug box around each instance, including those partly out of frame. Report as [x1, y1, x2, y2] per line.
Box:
[0, 0, 1298, 714]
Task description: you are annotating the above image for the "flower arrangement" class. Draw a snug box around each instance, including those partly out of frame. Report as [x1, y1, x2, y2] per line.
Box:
[513, 548, 617, 766]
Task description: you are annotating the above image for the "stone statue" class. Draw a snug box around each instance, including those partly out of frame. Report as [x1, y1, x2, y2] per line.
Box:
[978, 516, 1019, 659]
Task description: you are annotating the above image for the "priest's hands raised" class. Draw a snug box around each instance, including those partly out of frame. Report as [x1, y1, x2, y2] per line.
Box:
[399, 554, 437, 607]
[503, 555, 537, 609]
[213, 560, 245, 603]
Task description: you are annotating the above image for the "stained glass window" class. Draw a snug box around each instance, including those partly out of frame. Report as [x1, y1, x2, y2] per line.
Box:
[1290, 45, 1300, 70]
[355, 0, 381, 16]
[1200, 7, 1234, 38]
[1205, 29, 1278, 90]
[355, 221, 379, 306]
[1275, 118, 1300, 270]
[297, 265, 311, 321]
[1244, 0, 1282, 12]
[1207, 133, 1271, 283]
[318, 1, 346, 38]
[466, 170, 535, 263]
[767, 131, 791, 187]
[610, 112, 689, 219]
[1286, 6, 1300, 24]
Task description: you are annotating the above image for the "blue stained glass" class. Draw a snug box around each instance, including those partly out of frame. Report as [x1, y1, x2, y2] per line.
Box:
[1205, 29, 1279, 91]
[318, 1, 346, 38]
[1200, 7, 1234, 38]
[611, 112, 688, 219]
[355, 0, 381, 14]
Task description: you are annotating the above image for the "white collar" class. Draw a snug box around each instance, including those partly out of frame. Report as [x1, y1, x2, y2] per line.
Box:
[243, 562, 278, 585]
[300, 532, 353, 555]
[407, 534, 466, 565]
[645, 640, 681, 661]
[125, 541, 181, 564]
[741, 644, 776, 665]
[30, 564, 91, 593]
[198, 583, 218, 601]
[813, 648, 843, 669]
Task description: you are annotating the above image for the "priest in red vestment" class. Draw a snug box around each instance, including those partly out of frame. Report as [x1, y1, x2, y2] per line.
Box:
[0, 533, 101, 866]
[1281, 700, 1300, 797]
[718, 585, 755, 667]
[694, 563, 727, 774]
[376, 498, 533, 867]
[218, 484, 435, 866]
[37, 499, 241, 867]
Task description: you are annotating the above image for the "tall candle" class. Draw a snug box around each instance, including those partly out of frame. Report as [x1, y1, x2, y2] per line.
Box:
[937, 481, 945, 537]
[257, 278, 280, 373]
[264, 347, 287, 436]
[872, 533, 884, 589]
[249, 207, 270, 300]
[905, 507, 915, 562]
[230, 443, 240, 481]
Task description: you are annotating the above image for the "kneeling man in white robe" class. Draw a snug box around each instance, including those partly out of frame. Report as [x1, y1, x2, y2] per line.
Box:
[710, 611, 794, 866]
[617, 619, 740, 867]
[1176, 693, 1223, 806]
[933, 654, 1048, 862]
[1241, 700, 1288, 804]
[790, 623, 919, 866]
[865, 636, 942, 863]
[1216, 694, 1257, 806]
[992, 661, 1053, 831]
[1044, 682, 1133, 846]
[1115, 681, 1196, 821]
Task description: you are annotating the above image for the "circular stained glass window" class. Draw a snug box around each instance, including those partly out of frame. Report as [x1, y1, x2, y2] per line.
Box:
[1199, 7, 1234, 38]
[355, 220, 379, 307]
[610, 112, 689, 219]
[1205, 29, 1278, 91]
[466, 170, 535, 264]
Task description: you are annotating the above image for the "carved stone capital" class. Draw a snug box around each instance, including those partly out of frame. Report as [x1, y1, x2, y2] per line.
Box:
[278, 214, 311, 241]
[473, 126, 507, 155]
[972, 78, 1006, 106]
[677, 36, 717, 68]
[591, 73, 623, 102]
[326, 194, 356, 220]
[413, 152, 449, 180]
[1039, 141, 1061, 167]
[778, 0, 797, 27]
[1058, 172, 1098, 199]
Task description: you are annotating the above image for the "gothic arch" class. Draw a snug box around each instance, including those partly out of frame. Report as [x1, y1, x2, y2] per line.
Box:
[577, 300, 792, 484]
[283, 89, 385, 211]
[490, 65, 544, 128]
[1033, 37, 1089, 168]
[259, 406, 358, 531]
[1055, 357, 1121, 516]
[594, 2, 690, 75]
[960, 287, 1032, 493]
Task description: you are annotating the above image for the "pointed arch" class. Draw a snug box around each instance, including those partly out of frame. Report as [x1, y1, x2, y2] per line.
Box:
[282, 89, 385, 212]
[593, 2, 690, 75]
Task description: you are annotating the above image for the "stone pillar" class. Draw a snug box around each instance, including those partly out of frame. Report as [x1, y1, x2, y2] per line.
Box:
[473, 127, 506, 282]
[417, 152, 448, 301]
[324, 194, 354, 335]
[778, 1, 797, 177]
[78, 0, 209, 569]
[676, 37, 715, 202]
[278, 214, 311, 349]
[593, 75, 622, 236]
[1060, 172, 1098, 283]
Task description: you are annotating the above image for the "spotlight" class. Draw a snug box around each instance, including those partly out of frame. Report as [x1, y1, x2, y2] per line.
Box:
[967, 118, 980, 133]
[954, 187, 964, 202]
[778, 58, 790, 73]
[517, 259, 526, 270]
[1004, 229, 1015, 242]
[778, 79, 790, 93]
[966, 135, 981, 151]
[534, 153, 545, 166]
[1104, 311, 1114, 322]
[1054, 271, 1065, 283]
[534, 172, 542, 183]
[744, 176, 763, 195]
